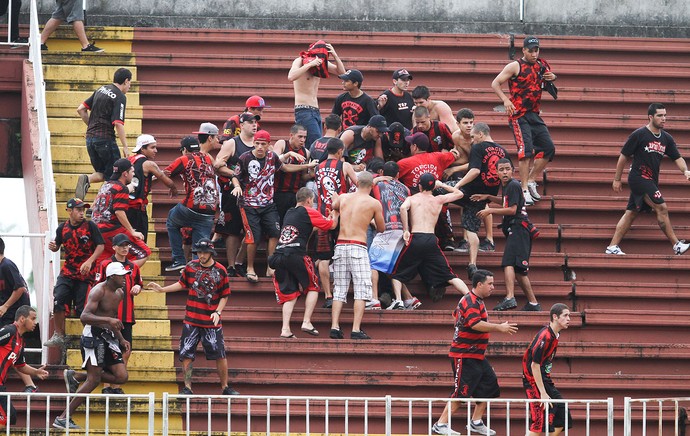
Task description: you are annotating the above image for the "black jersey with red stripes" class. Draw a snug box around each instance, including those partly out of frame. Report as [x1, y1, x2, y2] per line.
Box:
[413, 121, 454, 153]
[178, 260, 230, 328]
[449, 291, 490, 360]
[508, 58, 551, 119]
[95, 256, 142, 324]
[315, 158, 348, 215]
[275, 146, 308, 193]
[522, 325, 559, 383]
[127, 153, 152, 210]
[55, 219, 104, 280]
[91, 180, 129, 233]
[0, 323, 25, 385]
[276, 206, 334, 255]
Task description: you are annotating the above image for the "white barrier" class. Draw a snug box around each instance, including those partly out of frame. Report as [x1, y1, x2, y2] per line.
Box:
[624, 397, 689, 436]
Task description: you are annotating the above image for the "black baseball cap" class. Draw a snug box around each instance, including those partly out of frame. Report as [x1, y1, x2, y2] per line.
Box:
[110, 158, 132, 180]
[192, 238, 217, 256]
[392, 69, 413, 80]
[66, 198, 90, 209]
[388, 122, 405, 148]
[239, 113, 261, 123]
[405, 132, 430, 151]
[419, 172, 436, 191]
[367, 115, 389, 132]
[338, 69, 364, 84]
[180, 136, 201, 152]
[112, 233, 132, 246]
[523, 36, 539, 49]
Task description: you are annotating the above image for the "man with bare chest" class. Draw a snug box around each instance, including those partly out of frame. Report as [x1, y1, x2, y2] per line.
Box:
[288, 41, 346, 148]
[329, 172, 384, 340]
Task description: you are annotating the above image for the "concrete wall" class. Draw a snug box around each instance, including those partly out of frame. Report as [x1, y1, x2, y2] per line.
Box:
[28, 0, 690, 37]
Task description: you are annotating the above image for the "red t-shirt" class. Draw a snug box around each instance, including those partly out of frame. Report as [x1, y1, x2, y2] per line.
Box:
[397, 152, 456, 191]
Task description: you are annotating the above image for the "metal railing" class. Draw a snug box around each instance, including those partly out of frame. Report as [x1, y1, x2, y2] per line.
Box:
[624, 397, 688, 436]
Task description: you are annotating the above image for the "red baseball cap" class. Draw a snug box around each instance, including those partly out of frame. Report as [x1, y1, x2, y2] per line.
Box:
[255, 130, 271, 142]
[245, 95, 271, 108]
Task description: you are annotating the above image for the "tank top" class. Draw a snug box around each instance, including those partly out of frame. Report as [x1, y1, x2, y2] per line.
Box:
[315, 158, 348, 215]
[342, 126, 376, 165]
[276, 145, 309, 193]
[127, 153, 152, 209]
[508, 58, 549, 119]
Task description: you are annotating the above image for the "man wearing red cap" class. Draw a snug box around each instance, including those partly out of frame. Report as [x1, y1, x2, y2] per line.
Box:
[288, 41, 346, 148]
[219, 95, 270, 142]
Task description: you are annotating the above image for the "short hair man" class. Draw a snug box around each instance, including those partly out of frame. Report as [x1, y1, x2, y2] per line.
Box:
[0, 306, 48, 429]
[411, 85, 457, 132]
[53, 263, 132, 430]
[273, 124, 311, 224]
[606, 103, 690, 255]
[332, 69, 379, 130]
[329, 172, 384, 340]
[491, 36, 557, 205]
[147, 239, 238, 396]
[412, 106, 454, 152]
[268, 187, 338, 338]
[523, 303, 572, 435]
[309, 113, 342, 163]
[473, 158, 541, 311]
[449, 107, 475, 175]
[40, 0, 103, 51]
[289, 40, 346, 147]
[219, 95, 270, 142]
[339, 114, 388, 171]
[377, 69, 415, 129]
[45, 198, 105, 348]
[75, 68, 133, 199]
[431, 269, 518, 436]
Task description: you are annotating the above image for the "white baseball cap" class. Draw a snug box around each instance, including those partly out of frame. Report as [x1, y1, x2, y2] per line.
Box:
[133, 134, 156, 153]
[106, 262, 132, 277]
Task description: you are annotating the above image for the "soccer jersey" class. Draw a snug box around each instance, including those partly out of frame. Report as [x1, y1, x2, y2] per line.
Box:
[449, 291, 490, 360]
[127, 153, 152, 210]
[315, 158, 349, 214]
[83, 84, 127, 140]
[276, 206, 334, 255]
[397, 152, 456, 192]
[91, 180, 129, 232]
[508, 58, 551, 119]
[309, 136, 331, 163]
[371, 179, 410, 231]
[621, 126, 681, 182]
[413, 121, 454, 153]
[54, 220, 104, 280]
[332, 92, 379, 130]
[179, 260, 231, 328]
[378, 89, 414, 129]
[464, 141, 509, 195]
[275, 146, 308, 193]
[165, 152, 218, 214]
[522, 325, 559, 383]
[0, 323, 25, 384]
[236, 150, 283, 208]
[501, 179, 528, 227]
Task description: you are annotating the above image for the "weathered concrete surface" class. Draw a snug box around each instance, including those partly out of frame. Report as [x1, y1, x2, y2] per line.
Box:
[23, 0, 690, 38]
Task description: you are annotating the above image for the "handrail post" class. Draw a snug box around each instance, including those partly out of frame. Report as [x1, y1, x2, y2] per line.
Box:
[385, 395, 392, 436]
[623, 397, 631, 436]
[162, 392, 169, 436]
[148, 392, 155, 436]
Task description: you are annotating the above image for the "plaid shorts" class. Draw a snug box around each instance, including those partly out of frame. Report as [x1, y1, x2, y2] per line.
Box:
[332, 242, 372, 303]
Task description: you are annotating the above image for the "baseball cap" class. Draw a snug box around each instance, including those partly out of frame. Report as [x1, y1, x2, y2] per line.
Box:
[392, 69, 413, 80]
[419, 172, 437, 191]
[254, 130, 271, 142]
[133, 134, 156, 153]
[239, 113, 261, 123]
[523, 36, 540, 49]
[388, 122, 405, 148]
[192, 238, 217, 256]
[110, 158, 132, 180]
[66, 198, 90, 209]
[112, 233, 132, 246]
[192, 122, 219, 135]
[367, 115, 389, 132]
[180, 136, 201, 152]
[245, 95, 271, 108]
[338, 69, 364, 84]
[405, 132, 430, 151]
[106, 262, 131, 277]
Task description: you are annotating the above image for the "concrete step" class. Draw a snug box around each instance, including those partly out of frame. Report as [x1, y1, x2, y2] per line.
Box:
[43, 64, 138, 82]
[48, 117, 142, 135]
[67, 349, 174, 374]
[47, 90, 141, 107]
[66, 318, 171, 338]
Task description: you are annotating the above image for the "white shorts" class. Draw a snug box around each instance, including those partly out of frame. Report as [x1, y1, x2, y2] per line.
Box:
[332, 243, 372, 303]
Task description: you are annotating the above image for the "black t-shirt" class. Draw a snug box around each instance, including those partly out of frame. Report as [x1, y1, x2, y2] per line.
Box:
[378, 89, 414, 129]
[276, 206, 334, 255]
[340, 126, 377, 165]
[501, 178, 528, 228]
[55, 219, 105, 280]
[84, 84, 127, 140]
[465, 141, 509, 195]
[332, 92, 379, 130]
[0, 258, 29, 316]
[621, 126, 681, 182]
[309, 136, 332, 163]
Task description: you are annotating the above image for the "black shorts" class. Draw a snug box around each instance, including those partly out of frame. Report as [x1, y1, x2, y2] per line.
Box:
[0, 387, 16, 427]
[121, 322, 133, 348]
[178, 323, 226, 361]
[126, 208, 149, 241]
[240, 204, 281, 244]
[392, 233, 456, 288]
[81, 328, 124, 369]
[627, 176, 664, 212]
[313, 228, 337, 260]
[510, 112, 555, 161]
[451, 357, 500, 399]
[459, 198, 487, 234]
[268, 252, 320, 304]
[86, 137, 121, 179]
[53, 275, 90, 315]
[274, 191, 297, 225]
[502, 222, 532, 274]
[524, 378, 573, 432]
[215, 192, 244, 236]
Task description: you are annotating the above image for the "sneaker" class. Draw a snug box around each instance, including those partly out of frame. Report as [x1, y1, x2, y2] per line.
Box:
[527, 180, 542, 201]
[605, 245, 626, 255]
[329, 328, 344, 339]
[322, 297, 333, 309]
[11, 37, 28, 44]
[82, 43, 104, 52]
[44, 332, 65, 347]
[467, 263, 478, 280]
[23, 385, 38, 393]
[365, 299, 382, 310]
[102, 387, 115, 394]
[673, 240, 690, 255]
[454, 239, 469, 253]
[222, 386, 240, 395]
[478, 239, 495, 253]
[442, 240, 456, 251]
[522, 303, 542, 312]
[165, 262, 186, 272]
[111, 388, 125, 395]
[234, 263, 248, 277]
[40, 43, 48, 50]
[493, 297, 517, 311]
[64, 369, 79, 394]
[432, 422, 462, 435]
[226, 266, 238, 277]
[53, 417, 80, 430]
[180, 386, 194, 395]
[387, 299, 404, 310]
[523, 190, 535, 206]
[404, 297, 422, 310]
[350, 330, 371, 340]
[468, 420, 496, 435]
[75, 174, 90, 199]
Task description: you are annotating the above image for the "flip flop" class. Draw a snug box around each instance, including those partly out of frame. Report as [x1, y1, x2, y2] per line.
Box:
[280, 333, 295, 338]
[301, 327, 320, 336]
[246, 273, 259, 283]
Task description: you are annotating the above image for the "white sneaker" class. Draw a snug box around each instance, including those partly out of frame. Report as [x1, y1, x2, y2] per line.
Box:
[387, 299, 404, 310]
[605, 245, 626, 255]
[404, 297, 422, 310]
[527, 180, 541, 201]
[468, 419, 496, 435]
[365, 299, 382, 310]
[674, 240, 690, 255]
[432, 422, 462, 435]
[523, 190, 534, 206]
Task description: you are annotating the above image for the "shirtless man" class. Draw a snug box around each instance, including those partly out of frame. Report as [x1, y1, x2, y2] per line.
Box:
[392, 173, 470, 302]
[288, 41, 346, 147]
[411, 85, 457, 132]
[448, 108, 475, 178]
[329, 172, 384, 340]
[53, 263, 130, 430]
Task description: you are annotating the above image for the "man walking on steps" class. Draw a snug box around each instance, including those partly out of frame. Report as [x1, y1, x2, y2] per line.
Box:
[40, 0, 103, 52]
[606, 103, 690, 256]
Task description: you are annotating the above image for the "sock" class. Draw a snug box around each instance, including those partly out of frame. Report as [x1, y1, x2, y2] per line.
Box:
[529, 302, 539, 306]
[473, 419, 482, 425]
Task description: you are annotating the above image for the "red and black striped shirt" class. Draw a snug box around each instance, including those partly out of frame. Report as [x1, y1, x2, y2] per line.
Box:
[0, 323, 25, 385]
[413, 121, 454, 153]
[275, 146, 308, 193]
[179, 260, 230, 328]
[449, 291, 489, 360]
[522, 325, 559, 383]
[55, 219, 104, 281]
[91, 180, 130, 233]
[94, 256, 142, 324]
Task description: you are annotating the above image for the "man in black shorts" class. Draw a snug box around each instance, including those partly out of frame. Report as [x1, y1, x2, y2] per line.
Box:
[432, 269, 517, 436]
[473, 158, 541, 311]
[523, 303, 572, 435]
[606, 103, 690, 256]
[268, 187, 338, 338]
[392, 173, 469, 302]
[54, 263, 131, 430]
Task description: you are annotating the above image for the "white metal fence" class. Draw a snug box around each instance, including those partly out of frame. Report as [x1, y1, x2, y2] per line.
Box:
[624, 397, 689, 436]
